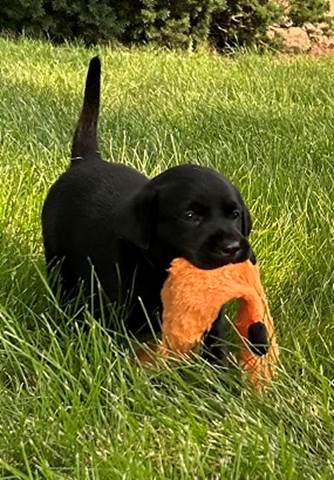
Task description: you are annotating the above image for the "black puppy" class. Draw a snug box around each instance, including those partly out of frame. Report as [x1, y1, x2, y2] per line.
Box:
[42, 57, 263, 355]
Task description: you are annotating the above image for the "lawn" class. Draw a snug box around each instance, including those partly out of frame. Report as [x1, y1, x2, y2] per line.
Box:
[0, 37, 333, 479]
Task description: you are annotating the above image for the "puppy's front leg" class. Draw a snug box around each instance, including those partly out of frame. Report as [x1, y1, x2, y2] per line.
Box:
[202, 307, 229, 363]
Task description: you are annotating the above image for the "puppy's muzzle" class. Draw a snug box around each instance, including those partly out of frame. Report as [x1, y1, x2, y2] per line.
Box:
[220, 239, 241, 256]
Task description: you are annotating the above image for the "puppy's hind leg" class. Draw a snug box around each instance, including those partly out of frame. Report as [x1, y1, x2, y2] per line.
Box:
[44, 252, 80, 307]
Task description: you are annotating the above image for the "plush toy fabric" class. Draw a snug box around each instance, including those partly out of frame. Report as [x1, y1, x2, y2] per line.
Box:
[159, 258, 279, 389]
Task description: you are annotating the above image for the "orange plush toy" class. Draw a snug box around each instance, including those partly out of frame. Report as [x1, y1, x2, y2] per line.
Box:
[157, 258, 279, 389]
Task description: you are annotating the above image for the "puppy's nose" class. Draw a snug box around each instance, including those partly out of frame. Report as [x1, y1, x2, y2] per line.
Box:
[221, 240, 240, 255]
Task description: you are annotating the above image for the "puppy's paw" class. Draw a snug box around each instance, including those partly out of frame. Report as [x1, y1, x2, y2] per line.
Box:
[248, 322, 269, 356]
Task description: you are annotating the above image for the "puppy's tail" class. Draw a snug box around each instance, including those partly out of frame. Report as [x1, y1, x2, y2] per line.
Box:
[71, 56, 101, 160]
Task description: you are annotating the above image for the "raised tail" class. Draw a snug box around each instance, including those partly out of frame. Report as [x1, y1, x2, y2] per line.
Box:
[71, 56, 101, 160]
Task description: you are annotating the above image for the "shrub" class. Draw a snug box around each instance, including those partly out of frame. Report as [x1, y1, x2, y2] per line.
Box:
[0, 0, 133, 44]
[1, 0, 44, 36]
[0, 0, 217, 47]
[124, 0, 221, 48]
[289, 0, 329, 26]
[0, 0, 284, 49]
[210, 0, 283, 50]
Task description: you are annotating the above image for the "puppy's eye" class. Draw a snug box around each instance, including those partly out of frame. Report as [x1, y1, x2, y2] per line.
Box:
[184, 210, 201, 224]
[185, 210, 195, 219]
[231, 210, 240, 219]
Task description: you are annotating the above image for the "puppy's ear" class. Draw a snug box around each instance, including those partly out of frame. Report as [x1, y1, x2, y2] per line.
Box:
[234, 187, 252, 237]
[242, 204, 252, 237]
[242, 204, 257, 264]
[116, 185, 158, 250]
[234, 188, 256, 264]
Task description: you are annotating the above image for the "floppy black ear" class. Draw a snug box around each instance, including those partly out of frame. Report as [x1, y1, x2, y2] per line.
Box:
[116, 185, 158, 250]
[242, 204, 257, 264]
[234, 187, 256, 264]
[242, 204, 252, 237]
[233, 186, 252, 237]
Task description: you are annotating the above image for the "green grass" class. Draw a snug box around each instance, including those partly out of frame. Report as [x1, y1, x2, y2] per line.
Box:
[0, 37, 333, 479]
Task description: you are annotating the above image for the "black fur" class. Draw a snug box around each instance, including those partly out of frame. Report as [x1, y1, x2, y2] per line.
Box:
[72, 56, 101, 160]
[248, 322, 269, 356]
[42, 57, 256, 354]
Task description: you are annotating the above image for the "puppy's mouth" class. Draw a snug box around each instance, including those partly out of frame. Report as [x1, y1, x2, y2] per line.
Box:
[188, 243, 250, 270]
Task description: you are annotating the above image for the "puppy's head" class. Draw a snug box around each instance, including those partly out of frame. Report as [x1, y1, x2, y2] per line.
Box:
[117, 165, 254, 269]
